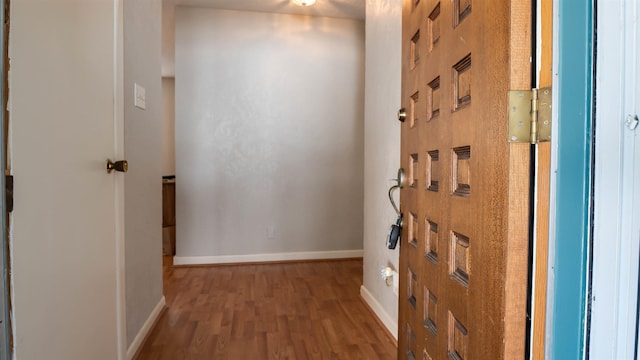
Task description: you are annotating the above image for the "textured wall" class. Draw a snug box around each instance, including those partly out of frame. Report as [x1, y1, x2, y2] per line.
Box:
[362, 0, 402, 337]
[175, 8, 365, 259]
[124, 0, 164, 348]
[161, 0, 175, 77]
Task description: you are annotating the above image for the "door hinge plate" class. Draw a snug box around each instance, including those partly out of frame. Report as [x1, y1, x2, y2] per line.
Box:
[5, 175, 12, 213]
[508, 87, 552, 144]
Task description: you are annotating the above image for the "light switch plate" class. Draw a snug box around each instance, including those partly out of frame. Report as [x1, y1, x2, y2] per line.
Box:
[134, 83, 146, 110]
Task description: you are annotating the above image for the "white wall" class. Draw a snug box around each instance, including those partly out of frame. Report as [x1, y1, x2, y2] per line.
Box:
[162, 78, 176, 176]
[123, 0, 164, 350]
[361, 0, 402, 338]
[174, 8, 365, 263]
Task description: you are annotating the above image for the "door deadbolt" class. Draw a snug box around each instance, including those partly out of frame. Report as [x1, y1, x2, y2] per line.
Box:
[106, 159, 128, 173]
[388, 168, 405, 217]
[395, 168, 406, 189]
[397, 108, 407, 123]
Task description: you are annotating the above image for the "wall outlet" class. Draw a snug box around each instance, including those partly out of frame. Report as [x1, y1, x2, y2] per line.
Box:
[381, 267, 399, 296]
[392, 272, 399, 296]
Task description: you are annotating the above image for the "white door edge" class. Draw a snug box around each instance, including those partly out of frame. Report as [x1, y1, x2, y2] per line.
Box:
[114, 0, 127, 358]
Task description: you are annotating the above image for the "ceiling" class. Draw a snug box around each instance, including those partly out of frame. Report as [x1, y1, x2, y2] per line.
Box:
[171, 0, 365, 20]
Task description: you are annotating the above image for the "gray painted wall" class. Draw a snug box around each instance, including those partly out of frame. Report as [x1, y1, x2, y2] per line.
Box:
[362, 0, 402, 336]
[161, 0, 175, 77]
[174, 8, 365, 259]
[124, 0, 164, 347]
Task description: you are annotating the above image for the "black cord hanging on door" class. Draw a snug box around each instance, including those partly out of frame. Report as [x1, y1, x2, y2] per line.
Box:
[387, 169, 404, 249]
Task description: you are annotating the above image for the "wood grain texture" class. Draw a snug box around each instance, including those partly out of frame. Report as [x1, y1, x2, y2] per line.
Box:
[504, 0, 533, 358]
[532, 143, 550, 360]
[532, 0, 553, 357]
[162, 182, 176, 256]
[135, 257, 397, 359]
[504, 140, 531, 359]
[539, 0, 553, 88]
[162, 182, 175, 228]
[399, 0, 532, 358]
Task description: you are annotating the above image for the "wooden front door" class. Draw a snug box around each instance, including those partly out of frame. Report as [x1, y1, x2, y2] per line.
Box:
[398, 0, 533, 359]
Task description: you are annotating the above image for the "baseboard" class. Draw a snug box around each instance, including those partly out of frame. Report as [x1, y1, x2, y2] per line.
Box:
[173, 249, 364, 266]
[127, 296, 166, 360]
[360, 285, 398, 341]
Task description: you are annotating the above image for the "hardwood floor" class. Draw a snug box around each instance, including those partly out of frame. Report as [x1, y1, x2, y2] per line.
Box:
[136, 257, 397, 359]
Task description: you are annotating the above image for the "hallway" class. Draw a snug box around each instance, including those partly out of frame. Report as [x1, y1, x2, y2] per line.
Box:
[136, 258, 397, 359]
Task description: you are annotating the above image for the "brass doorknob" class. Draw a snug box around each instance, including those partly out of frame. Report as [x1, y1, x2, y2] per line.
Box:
[397, 108, 406, 122]
[106, 159, 128, 173]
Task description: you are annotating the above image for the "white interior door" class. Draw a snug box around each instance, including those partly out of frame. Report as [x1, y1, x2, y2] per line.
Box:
[9, 1, 125, 359]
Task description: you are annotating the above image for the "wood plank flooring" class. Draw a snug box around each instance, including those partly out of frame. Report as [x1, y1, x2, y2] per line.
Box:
[136, 257, 397, 359]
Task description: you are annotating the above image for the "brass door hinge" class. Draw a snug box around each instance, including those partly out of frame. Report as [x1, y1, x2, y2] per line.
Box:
[508, 87, 552, 144]
[5, 175, 11, 213]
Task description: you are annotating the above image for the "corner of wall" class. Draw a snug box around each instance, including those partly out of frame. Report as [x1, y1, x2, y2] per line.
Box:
[360, 285, 399, 340]
[362, 0, 402, 334]
[123, 0, 165, 349]
[126, 296, 166, 360]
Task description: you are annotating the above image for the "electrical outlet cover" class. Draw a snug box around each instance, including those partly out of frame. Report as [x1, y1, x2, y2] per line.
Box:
[393, 273, 399, 295]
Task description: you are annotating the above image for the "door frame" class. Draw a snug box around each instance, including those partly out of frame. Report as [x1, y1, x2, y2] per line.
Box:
[0, 0, 9, 357]
[114, 0, 127, 358]
[545, 0, 594, 358]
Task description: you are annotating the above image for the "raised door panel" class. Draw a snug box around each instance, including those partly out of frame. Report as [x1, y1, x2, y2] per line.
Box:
[399, 0, 532, 359]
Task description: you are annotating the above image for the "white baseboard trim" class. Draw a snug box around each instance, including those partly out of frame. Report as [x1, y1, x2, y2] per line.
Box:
[173, 249, 364, 265]
[126, 296, 166, 360]
[360, 285, 398, 340]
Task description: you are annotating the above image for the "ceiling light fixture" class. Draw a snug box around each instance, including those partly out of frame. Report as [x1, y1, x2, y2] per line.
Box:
[292, 0, 316, 6]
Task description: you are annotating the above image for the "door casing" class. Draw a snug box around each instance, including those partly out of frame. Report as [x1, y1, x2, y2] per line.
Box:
[545, 0, 594, 358]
